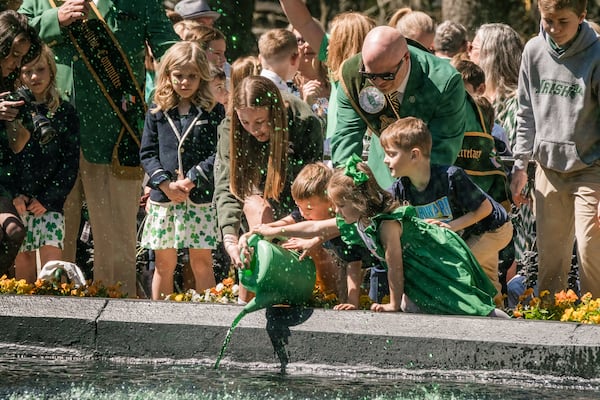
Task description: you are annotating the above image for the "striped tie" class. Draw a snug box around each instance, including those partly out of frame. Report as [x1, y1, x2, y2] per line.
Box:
[387, 91, 400, 112]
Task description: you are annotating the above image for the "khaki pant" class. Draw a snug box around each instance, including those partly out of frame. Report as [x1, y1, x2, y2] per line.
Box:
[63, 155, 140, 297]
[466, 221, 513, 306]
[535, 163, 600, 297]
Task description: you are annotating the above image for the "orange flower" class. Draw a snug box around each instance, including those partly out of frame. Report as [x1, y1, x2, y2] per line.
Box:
[223, 277, 234, 287]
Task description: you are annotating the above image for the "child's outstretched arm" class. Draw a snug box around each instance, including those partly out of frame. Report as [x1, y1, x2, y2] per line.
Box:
[372, 220, 404, 312]
[251, 217, 340, 241]
[446, 198, 493, 232]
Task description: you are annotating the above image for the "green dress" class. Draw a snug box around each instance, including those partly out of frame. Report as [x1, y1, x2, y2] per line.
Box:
[338, 206, 497, 316]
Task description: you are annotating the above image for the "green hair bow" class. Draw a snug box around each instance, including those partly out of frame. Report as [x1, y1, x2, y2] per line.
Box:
[344, 154, 369, 185]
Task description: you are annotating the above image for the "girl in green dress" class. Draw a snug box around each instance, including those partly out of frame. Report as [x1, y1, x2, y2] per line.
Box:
[253, 155, 507, 316]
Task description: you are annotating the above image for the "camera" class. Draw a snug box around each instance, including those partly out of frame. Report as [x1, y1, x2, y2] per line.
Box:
[5, 87, 57, 145]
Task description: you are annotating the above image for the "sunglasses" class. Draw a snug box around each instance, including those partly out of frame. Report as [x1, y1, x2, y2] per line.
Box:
[359, 52, 408, 81]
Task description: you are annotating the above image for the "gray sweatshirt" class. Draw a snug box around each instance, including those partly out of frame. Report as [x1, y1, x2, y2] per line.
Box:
[514, 22, 600, 172]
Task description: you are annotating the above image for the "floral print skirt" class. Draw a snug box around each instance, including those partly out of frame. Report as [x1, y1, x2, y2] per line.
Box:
[19, 211, 64, 252]
[141, 200, 218, 250]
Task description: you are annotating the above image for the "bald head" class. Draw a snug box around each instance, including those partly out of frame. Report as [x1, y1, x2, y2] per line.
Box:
[362, 26, 408, 66]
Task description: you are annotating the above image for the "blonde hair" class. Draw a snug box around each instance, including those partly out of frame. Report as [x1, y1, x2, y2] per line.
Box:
[229, 76, 289, 201]
[258, 28, 298, 64]
[291, 162, 332, 202]
[379, 117, 432, 158]
[20, 44, 60, 113]
[152, 41, 215, 113]
[327, 162, 398, 223]
[389, 8, 435, 48]
[328, 12, 375, 81]
[173, 19, 202, 40]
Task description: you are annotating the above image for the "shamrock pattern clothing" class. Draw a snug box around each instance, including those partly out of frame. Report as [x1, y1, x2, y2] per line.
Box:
[141, 201, 218, 250]
[19, 211, 64, 252]
[337, 206, 497, 316]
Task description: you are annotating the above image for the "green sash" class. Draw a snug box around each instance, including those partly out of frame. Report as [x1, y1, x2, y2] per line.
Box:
[49, 0, 145, 179]
[453, 95, 511, 209]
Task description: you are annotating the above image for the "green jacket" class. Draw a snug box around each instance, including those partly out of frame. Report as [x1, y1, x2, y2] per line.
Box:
[19, 0, 178, 164]
[214, 93, 323, 237]
[334, 46, 466, 188]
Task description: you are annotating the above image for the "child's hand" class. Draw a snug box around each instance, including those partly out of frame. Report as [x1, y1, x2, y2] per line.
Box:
[510, 168, 529, 207]
[179, 177, 195, 192]
[333, 303, 358, 311]
[27, 198, 47, 217]
[12, 195, 28, 215]
[160, 181, 189, 203]
[424, 218, 451, 229]
[370, 302, 399, 312]
[281, 237, 322, 260]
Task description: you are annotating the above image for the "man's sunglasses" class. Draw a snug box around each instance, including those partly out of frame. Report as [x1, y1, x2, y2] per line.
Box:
[359, 52, 408, 81]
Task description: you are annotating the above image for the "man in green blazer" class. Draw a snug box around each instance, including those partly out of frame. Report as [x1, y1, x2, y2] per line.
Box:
[19, 0, 178, 297]
[333, 26, 466, 189]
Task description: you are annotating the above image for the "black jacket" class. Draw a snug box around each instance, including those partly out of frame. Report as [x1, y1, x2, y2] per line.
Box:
[140, 103, 225, 204]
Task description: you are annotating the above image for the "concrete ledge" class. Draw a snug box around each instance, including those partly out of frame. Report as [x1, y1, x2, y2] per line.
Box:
[1, 295, 599, 379]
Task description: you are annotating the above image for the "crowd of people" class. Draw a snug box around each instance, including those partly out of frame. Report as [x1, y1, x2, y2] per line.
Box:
[0, 0, 598, 316]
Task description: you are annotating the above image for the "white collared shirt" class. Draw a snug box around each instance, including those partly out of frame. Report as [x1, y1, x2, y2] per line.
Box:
[394, 58, 411, 103]
[260, 69, 290, 94]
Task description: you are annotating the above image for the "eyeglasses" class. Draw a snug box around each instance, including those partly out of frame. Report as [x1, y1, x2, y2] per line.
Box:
[359, 52, 408, 81]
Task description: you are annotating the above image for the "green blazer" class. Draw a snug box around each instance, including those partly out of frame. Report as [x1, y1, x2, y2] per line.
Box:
[19, 0, 179, 164]
[333, 45, 466, 188]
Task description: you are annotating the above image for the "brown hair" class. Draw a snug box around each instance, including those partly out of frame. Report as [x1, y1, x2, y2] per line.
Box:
[152, 41, 215, 113]
[230, 55, 261, 93]
[328, 12, 375, 81]
[258, 28, 298, 63]
[379, 117, 432, 158]
[452, 59, 486, 91]
[0, 10, 42, 91]
[538, 0, 587, 15]
[291, 162, 332, 201]
[229, 76, 289, 201]
[327, 162, 398, 224]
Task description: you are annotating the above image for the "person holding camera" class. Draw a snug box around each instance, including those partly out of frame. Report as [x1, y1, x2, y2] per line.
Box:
[12, 44, 80, 283]
[19, 0, 178, 296]
[0, 10, 42, 276]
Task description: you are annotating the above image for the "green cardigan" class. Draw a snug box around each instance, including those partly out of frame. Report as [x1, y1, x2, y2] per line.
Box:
[19, 0, 179, 164]
[333, 45, 466, 188]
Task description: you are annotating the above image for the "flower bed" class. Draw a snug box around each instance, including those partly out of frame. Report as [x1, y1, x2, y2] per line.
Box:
[0, 275, 125, 298]
[3, 273, 599, 323]
[513, 289, 600, 323]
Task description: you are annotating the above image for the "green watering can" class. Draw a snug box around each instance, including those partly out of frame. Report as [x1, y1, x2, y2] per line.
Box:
[215, 234, 317, 369]
[240, 234, 317, 313]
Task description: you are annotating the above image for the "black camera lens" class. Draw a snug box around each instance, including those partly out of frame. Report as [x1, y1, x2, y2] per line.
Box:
[31, 114, 57, 145]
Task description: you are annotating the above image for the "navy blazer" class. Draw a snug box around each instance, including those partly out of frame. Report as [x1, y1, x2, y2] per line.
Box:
[140, 103, 225, 204]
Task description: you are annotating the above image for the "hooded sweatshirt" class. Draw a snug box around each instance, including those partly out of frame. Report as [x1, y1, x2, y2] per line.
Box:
[513, 21, 600, 172]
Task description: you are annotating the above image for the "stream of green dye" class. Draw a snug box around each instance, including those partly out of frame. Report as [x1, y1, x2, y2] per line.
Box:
[214, 309, 248, 369]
